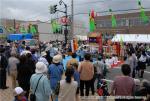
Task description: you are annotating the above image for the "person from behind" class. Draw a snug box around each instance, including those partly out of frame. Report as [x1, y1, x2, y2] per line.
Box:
[110, 64, 135, 99]
[0, 46, 8, 89]
[30, 62, 51, 101]
[138, 51, 147, 78]
[126, 51, 135, 78]
[38, 51, 49, 67]
[78, 53, 94, 96]
[72, 63, 80, 101]
[93, 57, 104, 80]
[17, 55, 32, 98]
[48, 55, 63, 91]
[8, 53, 20, 89]
[58, 68, 78, 101]
[13, 87, 27, 101]
[134, 79, 150, 97]
[66, 53, 78, 69]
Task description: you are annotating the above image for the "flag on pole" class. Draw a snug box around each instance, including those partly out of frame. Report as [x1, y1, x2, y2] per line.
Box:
[138, 0, 149, 23]
[109, 9, 117, 28]
[89, 10, 96, 32]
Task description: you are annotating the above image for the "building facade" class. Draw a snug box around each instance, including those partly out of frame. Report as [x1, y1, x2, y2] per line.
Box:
[95, 11, 150, 34]
[1, 19, 64, 41]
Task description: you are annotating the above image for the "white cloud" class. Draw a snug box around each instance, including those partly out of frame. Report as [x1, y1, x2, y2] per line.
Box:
[1, 0, 150, 28]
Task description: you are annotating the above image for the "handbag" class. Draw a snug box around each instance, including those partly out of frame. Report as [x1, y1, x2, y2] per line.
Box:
[30, 75, 43, 101]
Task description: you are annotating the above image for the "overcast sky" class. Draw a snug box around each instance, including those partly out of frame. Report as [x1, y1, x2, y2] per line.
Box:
[1, 0, 150, 29]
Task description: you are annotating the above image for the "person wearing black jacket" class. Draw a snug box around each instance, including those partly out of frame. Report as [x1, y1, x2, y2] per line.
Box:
[17, 54, 34, 98]
[0, 46, 8, 89]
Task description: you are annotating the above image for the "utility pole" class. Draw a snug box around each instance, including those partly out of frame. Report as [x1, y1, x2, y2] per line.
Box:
[13, 19, 16, 34]
[50, 0, 68, 45]
[71, 0, 74, 40]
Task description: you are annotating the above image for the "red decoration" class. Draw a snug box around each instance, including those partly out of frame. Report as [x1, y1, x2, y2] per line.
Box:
[97, 33, 102, 53]
[61, 17, 68, 24]
[91, 10, 95, 18]
[90, 10, 97, 18]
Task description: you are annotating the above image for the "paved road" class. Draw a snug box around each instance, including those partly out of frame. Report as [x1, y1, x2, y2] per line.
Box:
[104, 66, 150, 92]
[1, 66, 149, 101]
[0, 76, 114, 101]
[106, 66, 150, 81]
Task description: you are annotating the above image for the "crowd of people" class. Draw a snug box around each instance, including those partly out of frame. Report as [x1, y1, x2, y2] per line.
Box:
[0, 41, 150, 101]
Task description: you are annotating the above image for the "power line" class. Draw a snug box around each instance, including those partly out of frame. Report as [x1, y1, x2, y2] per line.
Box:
[73, 7, 150, 16]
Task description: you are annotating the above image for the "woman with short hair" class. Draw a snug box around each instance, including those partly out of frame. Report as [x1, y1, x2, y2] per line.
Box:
[30, 62, 51, 101]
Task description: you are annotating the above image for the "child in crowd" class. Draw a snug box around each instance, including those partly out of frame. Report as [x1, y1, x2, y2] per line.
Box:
[13, 87, 28, 101]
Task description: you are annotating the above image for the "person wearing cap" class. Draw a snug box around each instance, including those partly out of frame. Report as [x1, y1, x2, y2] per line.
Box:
[30, 62, 51, 101]
[38, 51, 49, 67]
[13, 87, 27, 101]
[48, 55, 63, 91]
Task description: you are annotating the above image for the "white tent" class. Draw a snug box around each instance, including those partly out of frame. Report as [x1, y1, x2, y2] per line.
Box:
[112, 34, 150, 43]
[75, 35, 87, 40]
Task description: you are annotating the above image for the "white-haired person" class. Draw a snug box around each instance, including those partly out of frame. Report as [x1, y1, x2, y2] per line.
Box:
[30, 62, 52, 101]
[38, 51, 49, 66]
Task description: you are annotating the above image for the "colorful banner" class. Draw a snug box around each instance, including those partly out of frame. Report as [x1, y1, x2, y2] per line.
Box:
[89, 10, 96, 32]
[97, 34, 103, 53]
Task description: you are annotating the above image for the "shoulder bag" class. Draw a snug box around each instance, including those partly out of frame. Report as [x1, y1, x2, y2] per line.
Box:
[30, 75, 43, 101]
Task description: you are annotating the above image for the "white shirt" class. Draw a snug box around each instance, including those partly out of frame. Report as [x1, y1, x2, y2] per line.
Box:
[58, 80, 78, 101]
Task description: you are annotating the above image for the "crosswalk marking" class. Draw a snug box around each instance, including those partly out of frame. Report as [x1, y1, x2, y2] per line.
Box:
[144, 71, 150, 74]
[102, 79, 114, 83]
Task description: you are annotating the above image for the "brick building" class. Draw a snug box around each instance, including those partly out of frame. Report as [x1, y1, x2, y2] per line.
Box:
[95, 11, 150, 34]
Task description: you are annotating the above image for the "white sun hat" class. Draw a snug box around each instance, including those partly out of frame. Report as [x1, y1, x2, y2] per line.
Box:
[41, 51, 47, 57]
[53, 54, 62, 63]
[35, 62, 47, 73]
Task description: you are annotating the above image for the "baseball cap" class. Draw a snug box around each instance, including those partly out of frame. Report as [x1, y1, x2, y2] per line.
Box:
[13, 87, 26, 96]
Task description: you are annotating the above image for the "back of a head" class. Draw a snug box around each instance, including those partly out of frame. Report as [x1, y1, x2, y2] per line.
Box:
[84, 53, 91, 61]
[72, 53, 77, 58]
[26, 46, 30, 51]
[65, 68, 74, 83]
[97, 56, 102, 61]
[128, 51, 132, 56]
[142, 51, 146, 56]
[72, 63, 78, 69]
[121, 64, 131, 76]
[19, 55, 27, 64]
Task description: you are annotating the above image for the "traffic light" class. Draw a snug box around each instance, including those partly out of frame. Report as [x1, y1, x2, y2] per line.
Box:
[49, 5, 57, 14]
[53, 5, 57, 13]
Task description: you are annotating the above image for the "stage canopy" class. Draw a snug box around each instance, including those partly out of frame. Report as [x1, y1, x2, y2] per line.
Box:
[112, 34, 150, 43]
